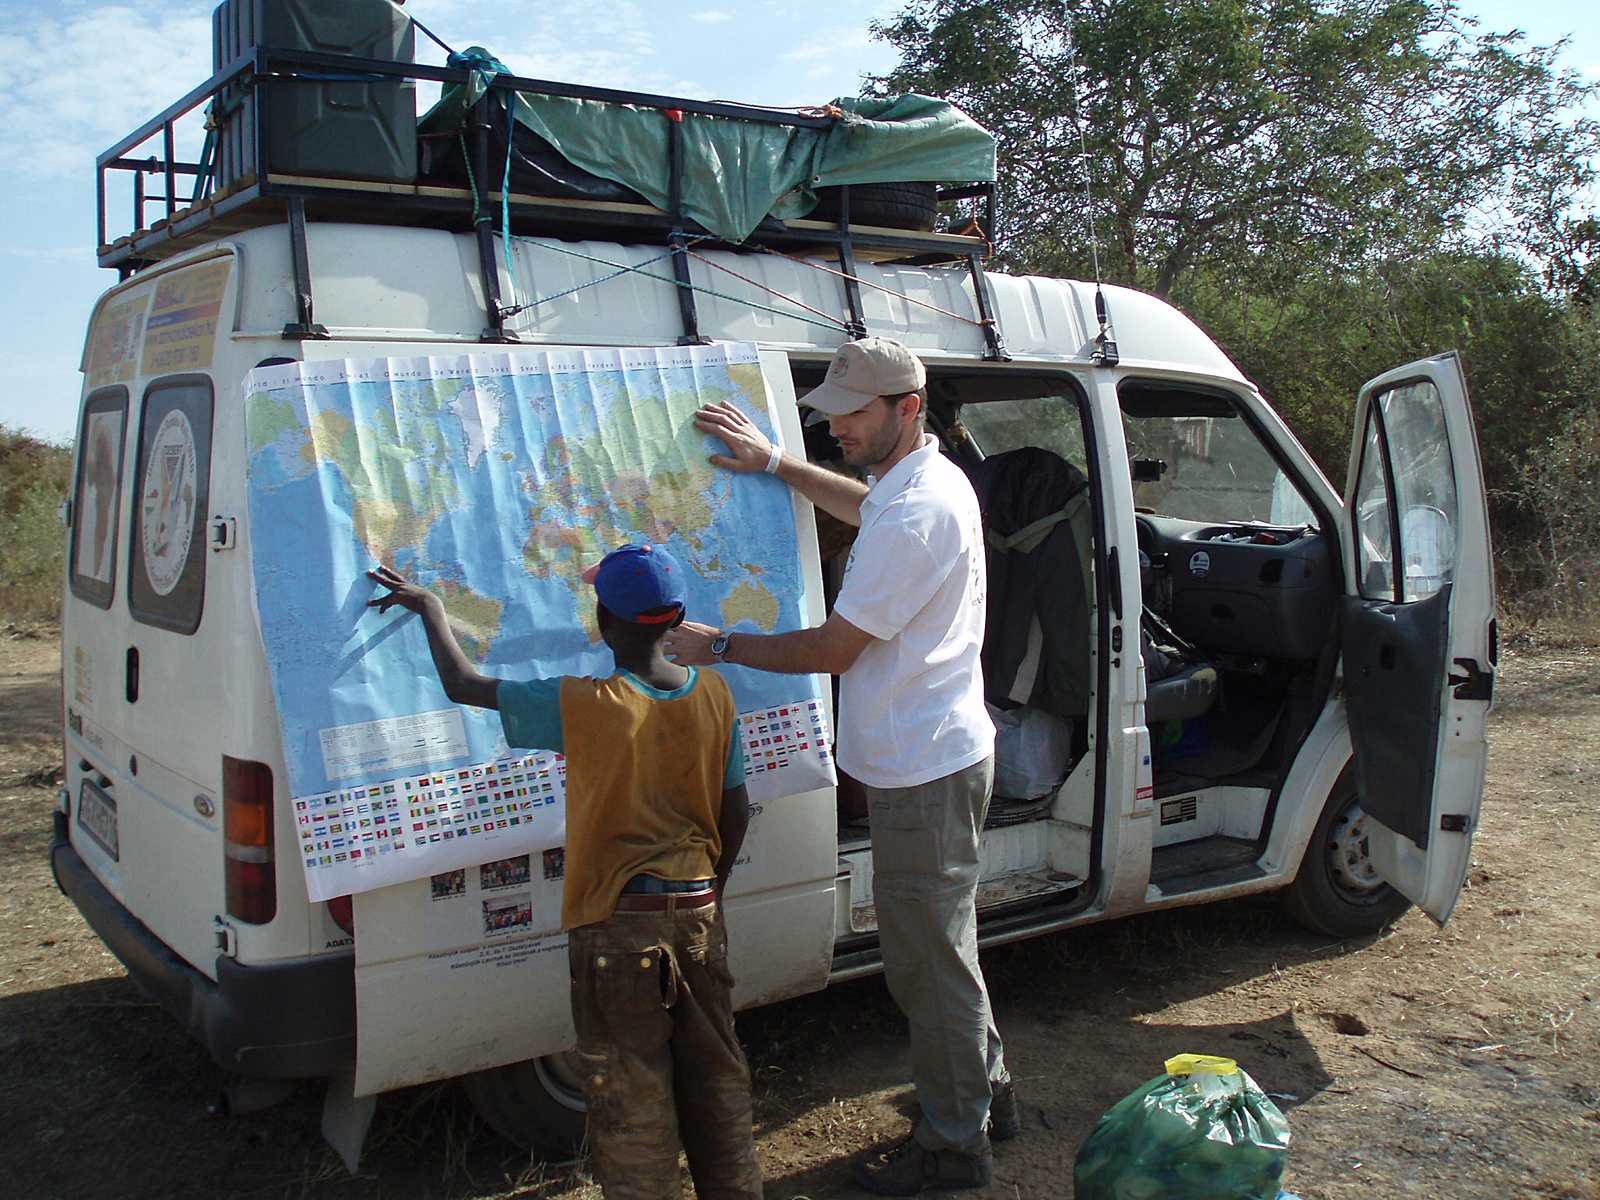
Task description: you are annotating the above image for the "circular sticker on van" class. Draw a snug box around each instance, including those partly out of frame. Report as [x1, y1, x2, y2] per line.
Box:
[1188, 550, 1212, 578]
[140, 409, 197, 596]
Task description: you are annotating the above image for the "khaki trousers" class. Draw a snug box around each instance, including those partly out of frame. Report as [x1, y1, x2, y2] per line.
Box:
[866, 756, 1008, 1157]
[569, 901, 763, 1200]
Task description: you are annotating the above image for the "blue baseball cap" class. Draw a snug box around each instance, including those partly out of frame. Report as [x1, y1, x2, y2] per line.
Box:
[581, 544, 687, 624]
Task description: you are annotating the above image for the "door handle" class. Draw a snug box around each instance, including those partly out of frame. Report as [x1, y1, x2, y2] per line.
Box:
[1447, 657, 1493, 701]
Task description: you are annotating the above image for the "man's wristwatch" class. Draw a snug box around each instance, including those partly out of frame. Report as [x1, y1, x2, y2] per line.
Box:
[709, 632, 732, 662]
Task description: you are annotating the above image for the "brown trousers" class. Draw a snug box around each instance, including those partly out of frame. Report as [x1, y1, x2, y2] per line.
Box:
[569, 900, 762, 1200]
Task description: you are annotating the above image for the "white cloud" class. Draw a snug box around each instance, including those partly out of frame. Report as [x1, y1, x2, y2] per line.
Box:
[782, 27, 878, 66]
[0, 244, 91, 264]
[691, 11, 734, 23]
[0, 4, 212, 180]
[777, 27, 887, 92]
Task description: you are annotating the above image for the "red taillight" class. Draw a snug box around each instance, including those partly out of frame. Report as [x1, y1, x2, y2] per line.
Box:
[326, 895, 354, 935]
[223, 756, 276, 924]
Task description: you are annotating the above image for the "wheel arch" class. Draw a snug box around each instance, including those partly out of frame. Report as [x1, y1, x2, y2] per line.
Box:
[1262, 713, 1354, 879]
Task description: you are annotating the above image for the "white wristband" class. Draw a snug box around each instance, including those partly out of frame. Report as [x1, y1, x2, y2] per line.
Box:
[763, 444, 783, 474]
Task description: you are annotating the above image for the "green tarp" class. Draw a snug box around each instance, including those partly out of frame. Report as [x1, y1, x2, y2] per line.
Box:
[420, 47, 996, 243]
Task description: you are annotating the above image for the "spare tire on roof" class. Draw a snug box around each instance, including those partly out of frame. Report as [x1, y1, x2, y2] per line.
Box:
[809, 181, 939, 231]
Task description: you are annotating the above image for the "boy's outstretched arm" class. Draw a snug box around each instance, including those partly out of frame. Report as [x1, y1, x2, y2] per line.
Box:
[367, 565, 501, 710]
[715, 783, 750, 899]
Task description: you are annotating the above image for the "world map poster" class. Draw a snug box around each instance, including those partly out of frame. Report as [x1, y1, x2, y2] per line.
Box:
[244, 343, 835, 902]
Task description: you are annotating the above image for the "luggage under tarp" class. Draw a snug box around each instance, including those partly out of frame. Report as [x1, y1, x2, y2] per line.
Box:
[417, 48, 997, 244]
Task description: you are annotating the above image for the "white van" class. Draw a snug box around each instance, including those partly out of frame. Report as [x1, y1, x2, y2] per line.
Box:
[55, 55, 1494, 1166]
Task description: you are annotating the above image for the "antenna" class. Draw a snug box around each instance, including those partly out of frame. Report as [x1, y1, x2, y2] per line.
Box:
[1065, 32, 1102, 287]
[1065, 28, 1118, 366]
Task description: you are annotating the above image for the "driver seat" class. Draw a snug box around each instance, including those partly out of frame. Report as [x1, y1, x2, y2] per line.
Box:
[1143, 638, 1219, 723]
[1139, 548, 1218, 727]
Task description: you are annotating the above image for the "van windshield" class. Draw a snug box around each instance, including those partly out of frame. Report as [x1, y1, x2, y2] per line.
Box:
[1121, 410, 1313, 527]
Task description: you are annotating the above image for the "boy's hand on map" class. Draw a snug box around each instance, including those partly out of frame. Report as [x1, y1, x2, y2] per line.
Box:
[695, 401, 773, 473]
[367, 565, 440, 616]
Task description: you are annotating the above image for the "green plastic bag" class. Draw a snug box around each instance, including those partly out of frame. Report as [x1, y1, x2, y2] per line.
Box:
[1074, 1054, 1291, 1200]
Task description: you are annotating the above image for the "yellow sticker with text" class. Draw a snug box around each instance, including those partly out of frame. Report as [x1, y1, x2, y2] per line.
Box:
[84, 291, 151, 391]
[140, 259, 231, 376]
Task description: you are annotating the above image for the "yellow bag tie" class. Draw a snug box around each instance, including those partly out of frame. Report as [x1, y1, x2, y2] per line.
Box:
[1163, 1054, 1240, 1077]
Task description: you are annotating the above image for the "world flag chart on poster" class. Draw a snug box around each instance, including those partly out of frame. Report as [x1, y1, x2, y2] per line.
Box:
[244, 343, 835, 902]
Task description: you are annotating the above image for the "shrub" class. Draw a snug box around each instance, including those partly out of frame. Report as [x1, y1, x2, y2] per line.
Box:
[0, 427, 73, 624]
[1507, 402, 1600, 640]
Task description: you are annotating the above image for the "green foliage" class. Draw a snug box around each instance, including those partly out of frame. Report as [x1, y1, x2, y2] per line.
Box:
[875, 0, 1600, 626]
[876, 0, 1598, 297]
[1547, 215, 1600, 306]
[1510, 382, 1600, 631]
[1186, 249, 1598, 485]
[0, 427, 72, 623]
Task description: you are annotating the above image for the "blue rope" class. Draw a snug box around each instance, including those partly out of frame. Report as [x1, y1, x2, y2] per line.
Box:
[408, 14, 456, 57]
[458, 135, 480, 222]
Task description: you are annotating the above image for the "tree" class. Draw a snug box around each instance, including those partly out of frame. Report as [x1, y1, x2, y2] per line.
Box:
[1547, 215, 1600, 306]
[874, 0, 1598, 299]
[1196, 250, 1596, 489]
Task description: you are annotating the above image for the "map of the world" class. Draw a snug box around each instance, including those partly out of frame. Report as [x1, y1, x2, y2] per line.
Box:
[244, 343, 834, 901]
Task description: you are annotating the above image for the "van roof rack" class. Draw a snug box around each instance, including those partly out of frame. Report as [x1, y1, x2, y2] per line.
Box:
[96, 46, 1008, 358]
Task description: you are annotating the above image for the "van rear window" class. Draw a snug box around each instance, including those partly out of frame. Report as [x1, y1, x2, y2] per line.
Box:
[70, 389, 128, 608]
[128, 377, 213, 634]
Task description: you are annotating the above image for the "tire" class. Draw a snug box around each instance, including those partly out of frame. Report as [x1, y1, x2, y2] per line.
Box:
[1280, 773, 1412, 938]
[461, 1051, 588, 1158]
[810, 181, 940, 231]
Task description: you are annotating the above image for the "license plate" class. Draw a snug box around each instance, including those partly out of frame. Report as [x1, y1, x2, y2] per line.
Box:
[77, 779, 120, 861]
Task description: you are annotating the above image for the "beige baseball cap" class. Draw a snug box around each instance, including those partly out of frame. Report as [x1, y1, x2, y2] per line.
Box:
[801, 337, 927, 420]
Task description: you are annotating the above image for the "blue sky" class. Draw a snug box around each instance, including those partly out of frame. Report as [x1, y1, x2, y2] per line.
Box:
[1, 0, 1595, 444]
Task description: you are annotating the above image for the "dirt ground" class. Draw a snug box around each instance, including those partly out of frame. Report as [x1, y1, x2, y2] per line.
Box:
[2, 622, 1597, 1200]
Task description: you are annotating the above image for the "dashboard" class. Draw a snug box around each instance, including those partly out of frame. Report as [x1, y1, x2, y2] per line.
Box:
[1137, 516, 1338, 660]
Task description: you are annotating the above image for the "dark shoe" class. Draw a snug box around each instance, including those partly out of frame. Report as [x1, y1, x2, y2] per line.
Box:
[988, 1083, 1021, 1141]
[850, 1136, 994, 1195]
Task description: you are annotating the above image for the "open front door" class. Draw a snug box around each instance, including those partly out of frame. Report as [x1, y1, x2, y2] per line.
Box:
[1340, 352, 1494, 924]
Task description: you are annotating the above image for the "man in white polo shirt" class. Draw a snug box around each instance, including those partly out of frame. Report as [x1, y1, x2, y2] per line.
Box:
[665, 337, 1014, 1195]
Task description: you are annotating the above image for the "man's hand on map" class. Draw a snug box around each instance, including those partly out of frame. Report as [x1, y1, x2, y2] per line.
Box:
[694, 402, 774, 473]
[697, 400, 870, 528]
[366, 565, 442, 616]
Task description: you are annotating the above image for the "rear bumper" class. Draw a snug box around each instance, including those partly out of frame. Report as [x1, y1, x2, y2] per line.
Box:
[51, 811, 356, 1078]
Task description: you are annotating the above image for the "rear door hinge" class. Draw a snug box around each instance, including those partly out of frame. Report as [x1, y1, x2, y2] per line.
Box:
[209, 516, 237, 552]
[1440, 813, 1470, 833]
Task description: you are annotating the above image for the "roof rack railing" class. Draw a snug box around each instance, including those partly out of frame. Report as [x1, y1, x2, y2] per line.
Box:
[96, 47, 1007, 359]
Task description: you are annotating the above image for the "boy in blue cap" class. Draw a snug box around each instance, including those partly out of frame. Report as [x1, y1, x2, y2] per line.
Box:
[368, 544, 761, 1200]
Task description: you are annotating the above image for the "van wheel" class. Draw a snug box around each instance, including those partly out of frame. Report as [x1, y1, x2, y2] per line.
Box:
[1280, 776, 1411, 938]
[810, 182, 940, 231]
[461, 1051, 588, 1157]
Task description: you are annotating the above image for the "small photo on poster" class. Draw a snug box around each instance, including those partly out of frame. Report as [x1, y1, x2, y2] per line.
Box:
[542, 847, 565, 881]
[483, 892, 533, 936]
[431, 868, 466, 900]
[480, 855, 531, 892]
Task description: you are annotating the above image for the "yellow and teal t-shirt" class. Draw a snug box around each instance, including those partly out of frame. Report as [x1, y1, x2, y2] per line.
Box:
[498, 667, 745, 929]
